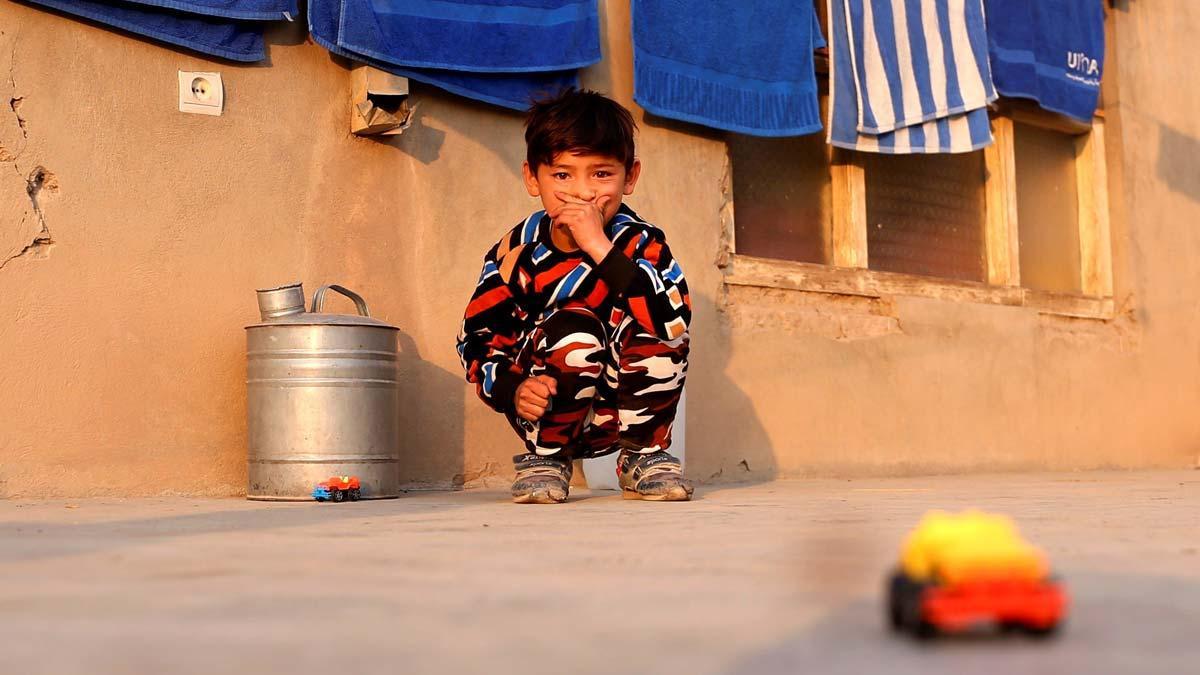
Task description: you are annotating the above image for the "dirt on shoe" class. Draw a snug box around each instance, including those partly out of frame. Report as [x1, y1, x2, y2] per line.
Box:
[617, 450, 693, 501]
[511, 453, 573, 504]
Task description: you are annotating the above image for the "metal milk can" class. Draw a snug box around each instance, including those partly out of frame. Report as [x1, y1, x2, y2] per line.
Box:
[245, 283, 400, 500]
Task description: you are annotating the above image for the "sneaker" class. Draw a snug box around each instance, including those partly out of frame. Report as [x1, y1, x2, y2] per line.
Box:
[617, 450, 693, 501]
[511, 453, 572, 504]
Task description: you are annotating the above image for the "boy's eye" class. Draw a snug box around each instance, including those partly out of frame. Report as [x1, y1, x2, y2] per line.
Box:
[594, 171, 613, 178]
[552, 172, 570, 180]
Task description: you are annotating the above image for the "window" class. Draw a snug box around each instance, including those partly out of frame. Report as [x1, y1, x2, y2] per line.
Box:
[725, 5, 1114, 319]
[1014, 122, 1083, 294]
[863, 151, 987, 283]
[729, 134, 830, 265]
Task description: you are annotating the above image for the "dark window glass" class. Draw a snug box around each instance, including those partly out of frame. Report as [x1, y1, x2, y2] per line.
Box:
[864, 151, 987, 282]
[730, 133, 830, 264]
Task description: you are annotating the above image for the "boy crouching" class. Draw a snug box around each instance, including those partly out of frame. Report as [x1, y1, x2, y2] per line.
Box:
[457, 89, 692, 504]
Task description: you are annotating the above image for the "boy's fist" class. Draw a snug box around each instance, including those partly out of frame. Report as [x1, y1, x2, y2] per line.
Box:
[514, 374, 558, 422]
[550, 192, 614, 262]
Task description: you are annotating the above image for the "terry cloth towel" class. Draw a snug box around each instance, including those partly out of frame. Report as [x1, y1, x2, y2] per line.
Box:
[335, 0, 600, 73]
[19, 0, 266, 61]
[983, 0, 1105, 123]
[117, 0, 297, 21]
[630, 0, 824, 137]
[308, 0, 586, 110]
[829, 0, 996, 154]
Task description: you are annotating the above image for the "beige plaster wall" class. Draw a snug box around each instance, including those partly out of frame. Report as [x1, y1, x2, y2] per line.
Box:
[0, 0, 1194, 498]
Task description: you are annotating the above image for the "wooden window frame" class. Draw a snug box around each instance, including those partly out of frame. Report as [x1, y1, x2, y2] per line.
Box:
[723, 0, 1115, 320]
[724, 107, 1115, 320]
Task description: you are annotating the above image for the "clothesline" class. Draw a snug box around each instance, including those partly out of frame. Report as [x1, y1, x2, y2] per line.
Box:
[13, 0, 1107, 153]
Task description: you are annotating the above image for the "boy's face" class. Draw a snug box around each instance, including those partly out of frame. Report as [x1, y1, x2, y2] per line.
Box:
[523, 152, 642, 224]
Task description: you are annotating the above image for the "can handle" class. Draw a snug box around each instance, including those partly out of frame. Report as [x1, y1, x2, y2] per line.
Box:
[311, 285, 372, 317]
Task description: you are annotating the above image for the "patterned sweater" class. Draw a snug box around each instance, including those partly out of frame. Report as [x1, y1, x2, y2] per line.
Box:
[457, 204, 691, 413]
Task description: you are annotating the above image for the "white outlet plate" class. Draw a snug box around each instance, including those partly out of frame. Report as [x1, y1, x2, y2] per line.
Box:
[178, 71, 223, 116]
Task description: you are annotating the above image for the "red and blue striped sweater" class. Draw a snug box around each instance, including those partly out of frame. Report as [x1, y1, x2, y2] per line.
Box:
[456, 204, 691, 413]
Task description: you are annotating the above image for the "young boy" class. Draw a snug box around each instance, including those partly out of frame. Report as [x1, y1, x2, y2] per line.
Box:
[456, 88, 692, 504]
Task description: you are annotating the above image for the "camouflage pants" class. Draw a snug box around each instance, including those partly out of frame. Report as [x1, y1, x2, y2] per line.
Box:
[506, 306, 689, 459]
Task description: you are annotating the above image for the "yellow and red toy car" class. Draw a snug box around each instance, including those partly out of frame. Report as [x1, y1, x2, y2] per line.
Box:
[312, 476, 362, 502]
[887, 510, 1067, 638]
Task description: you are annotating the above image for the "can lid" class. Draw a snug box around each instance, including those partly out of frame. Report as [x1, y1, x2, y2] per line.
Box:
[256, 282, 303, 293]
[245, 312, 399, 330]
[247, 285, 399, 330]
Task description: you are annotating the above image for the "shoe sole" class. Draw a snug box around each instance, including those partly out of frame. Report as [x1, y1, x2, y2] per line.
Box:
[512, 487, 568, 504]
[621, 486, 692, 502]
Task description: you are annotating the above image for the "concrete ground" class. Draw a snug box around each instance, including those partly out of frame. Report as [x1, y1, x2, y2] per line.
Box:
[2, 471, 1198, 674]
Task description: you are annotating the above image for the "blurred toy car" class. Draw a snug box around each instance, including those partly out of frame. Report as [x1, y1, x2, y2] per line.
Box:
[312, 476, 362, 502]
[887, 510, 1067, 638]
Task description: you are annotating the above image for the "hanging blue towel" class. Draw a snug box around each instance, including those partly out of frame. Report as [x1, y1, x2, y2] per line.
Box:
[630, 0, 823, 137]
[309, 0, 582, 110]
[118, 0, 297, 21]
[983, 0, 1105, 123]
[335, 0, 600, 73]
[829, 0, 994, 154]
[19, 0, 265, 61]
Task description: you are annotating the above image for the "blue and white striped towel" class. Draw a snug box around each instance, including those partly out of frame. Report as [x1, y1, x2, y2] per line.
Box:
[829, 0, 997, 154]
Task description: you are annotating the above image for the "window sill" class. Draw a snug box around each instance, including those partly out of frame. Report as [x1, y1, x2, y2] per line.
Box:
[722, 254, 1115, 320]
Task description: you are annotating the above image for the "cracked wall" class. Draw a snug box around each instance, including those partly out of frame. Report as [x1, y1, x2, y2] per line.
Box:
[1, 165, 56, 269]
[2, 31, 54, 271]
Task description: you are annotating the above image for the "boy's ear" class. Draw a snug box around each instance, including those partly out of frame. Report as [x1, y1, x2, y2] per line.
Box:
[522, 162, 541, 197]
[623, 159, 642, 196]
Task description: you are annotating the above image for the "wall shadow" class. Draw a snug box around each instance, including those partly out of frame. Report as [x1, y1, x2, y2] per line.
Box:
[640, 110, 730, 145]
[0, 491, 469, 563]
[688, 293, 778, 494]
[315, 53, 451, 166]
[394, 81, 528, 180]
[264, 15, 309, 48]
[1156, 123, 1200, 202]
[380, 103, 448, 165]
[394, 328, 467, 490]
[312, 63, 525, 177]
[560, 292, 779, 497]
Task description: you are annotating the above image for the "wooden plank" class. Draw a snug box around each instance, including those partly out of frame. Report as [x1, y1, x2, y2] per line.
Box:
[725, 255, 877, 297]
[1023, 289, 1115, 319]
[983, 116, 1021, 286]
[1076, 119, 1114, 297]
[829, 149, 869, 268]
[725, 254, 1024, 307]
[725, 255, 1114, 318]
[993, 98, 1092, 136]
[720, 147, 736, 265]
[725, 254, 1116, 318]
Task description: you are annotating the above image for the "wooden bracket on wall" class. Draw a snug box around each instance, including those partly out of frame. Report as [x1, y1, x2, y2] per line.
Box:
[351, 65, 413, 137]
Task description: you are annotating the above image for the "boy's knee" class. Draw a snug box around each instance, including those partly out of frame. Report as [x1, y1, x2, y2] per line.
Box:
[618, 324, 690, 360]
[534, 309, 606, 379]
[537, 308, 606, 345]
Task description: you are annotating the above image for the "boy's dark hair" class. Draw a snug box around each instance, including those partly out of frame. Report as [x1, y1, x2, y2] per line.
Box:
[525, 88, 637, 173]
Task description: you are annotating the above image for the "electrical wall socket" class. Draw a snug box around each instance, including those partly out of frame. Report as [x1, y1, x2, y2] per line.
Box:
[178, 71, 223, 116]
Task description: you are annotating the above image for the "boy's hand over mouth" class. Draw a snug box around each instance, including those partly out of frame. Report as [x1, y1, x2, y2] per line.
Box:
[550, 192, 615, 262]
